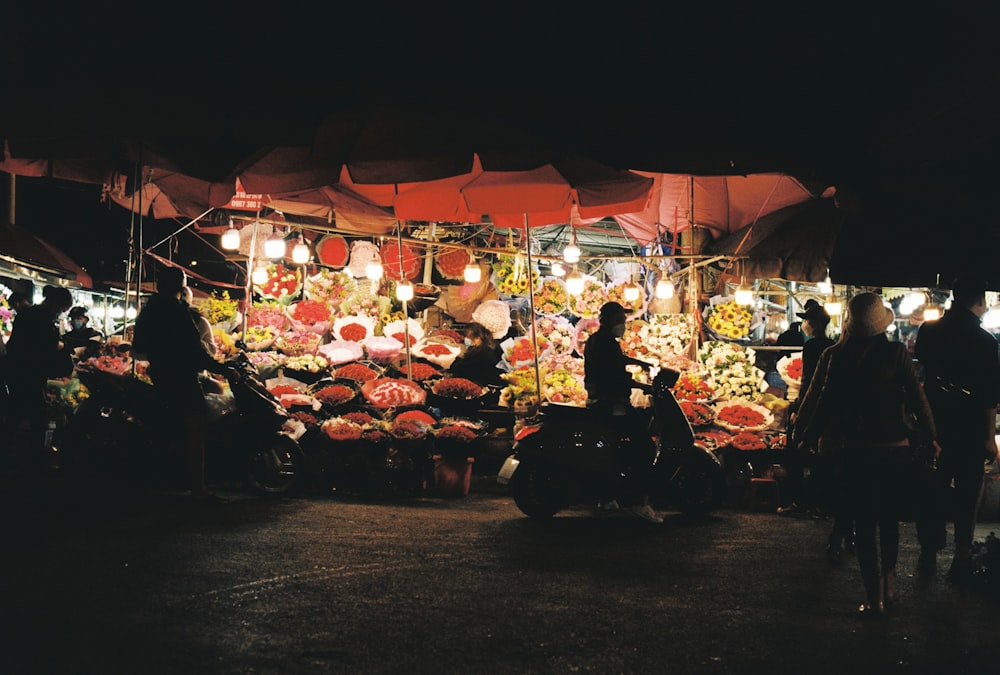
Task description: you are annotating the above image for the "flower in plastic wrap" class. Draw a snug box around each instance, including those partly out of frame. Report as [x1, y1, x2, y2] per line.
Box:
[412, 339, 462, 368]
[282, 353, 330, 374]
[201, 290, 240, 326]
[471, 299, 512, 339]
[498, 366, 540, 408]
[382, 318, 424, 348]
[535, 277, 569, 316]
[698, 340, 764, 403]
[501, 334, 551, 369]
[243, 325, 278, 351]
[332, 314, 377, 343]
[316, 340, 365, 366]
[287, 299, 334, 335]
[212, 328, 238, 358]
[620, 320, 653, 362]
[541, 352, 585, 376]
[705, 298, 754, 340]
[491, 253, 540, 297]
[570, 277, 607, 319]
[648, 313, 697, 356]
[247, 350, 286, 371]
[347, 240, 382, 279]
[321, 417, 364, 442]
[339, 292, 390, 321]
[534, 316, 574, 354]
[541, 368, 587, 406]
[364, 335, 404, 363]
[246, 301, 290, 332]
[274, 330, 322, 356]
[254, 262, 303, 304]
[304, 269, 356, 305]
[572, 318, 600, 354]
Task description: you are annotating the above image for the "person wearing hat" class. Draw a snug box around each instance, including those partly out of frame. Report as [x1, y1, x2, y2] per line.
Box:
[584, 301, 662, 523]
[794, 292, 940, 617]
[62, 306, 105, 356]
[132, 267, 232, 503]
[780, 301, 838, 519]
[914, 275, 1000, 582]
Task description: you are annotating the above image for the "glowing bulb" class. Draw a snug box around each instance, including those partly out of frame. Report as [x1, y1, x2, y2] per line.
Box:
[109, 305, 125, 319]
[264, 232, 286, 259]
[396, 281, 414, 302]
[563, 231, 581, 264]
[817, 275, 833, 295]
[655, 278, 674, 299]
[291, 237, 310, 264]
[365, 261, 384, 280]
[824, 299, 842, 316]
[463, 262, 482, 283]
[252, 262, 269, 286]
[734, 283, 754, 306]
[221, 227, 241, 250]
[566, 272, 585, 295]
[125, 306, 137, 320]
[623, 282, 640, 303]
[550, 261, 565, 277]
[923, 304, 941, 322]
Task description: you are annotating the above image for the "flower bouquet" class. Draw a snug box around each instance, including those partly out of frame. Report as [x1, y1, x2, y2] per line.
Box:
[246, 301, 290, 332]
[572, 318, 600, 354]
[430, 376, 489, 400]
[541, 353, 585, 377]
[471, 299, 512, 339]
[535, 277, 569, 316]
[679, 400, 716, 427]
[347, 240, 381, 278]
[498, 366, 540, 412]
[694, 428, 733, 451]
[254, 263, 303, 304]
[339, 291, 390, 321]
[704, 298, 755, 341]
[382, 318, 424, 348]
[776, 354, 803, 398]
[730, 430, 768, 452]
[363, 335, 405, 364]
[287, 299, 334, 335]
[243, 325, 278, 351]
[412, 340, 462, 369]
[671, 373, 717, 402]
[246, 350, 286, 375]
[282, 353, 331, 379]
[397, 361, 441, 382]
[212, 328, 238, 358]
[361, 377, 427, 409]
[303, 268, 356, 305]
[320, 417, 365, 442]
[332, 314, 378, 343]
[569, 277, 607, 319]
[316, 340, 365, 366]
[202, 290, 240, 330]
[648, 314, 697, 358]
[434, 247, 474, 281]
[332, 362, 382, 383]
[620, 320, 654, 363]
[380, 241, 422, 281]
[533, 315, 574, 354]
[311, 382, 358, 409]
[698, 341, 764, 403]
[500, 334, 552, 369]
[713, 400, 774, 432]
[540, 368, 587, 406]
[491, 253, 540, 297]
[274, 330, 322, 356]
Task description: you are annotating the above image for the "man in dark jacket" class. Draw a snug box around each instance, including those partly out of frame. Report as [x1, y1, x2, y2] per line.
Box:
[132, 267, 230, 502]
[914, 275, 1000, 581]
[584, 301, 660, 523]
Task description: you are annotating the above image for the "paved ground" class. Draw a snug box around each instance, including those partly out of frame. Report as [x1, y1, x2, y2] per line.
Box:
[2, 473, 999, 674]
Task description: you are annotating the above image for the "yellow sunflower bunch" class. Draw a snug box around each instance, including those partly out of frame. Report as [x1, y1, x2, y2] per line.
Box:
[707, 300, 753, 339]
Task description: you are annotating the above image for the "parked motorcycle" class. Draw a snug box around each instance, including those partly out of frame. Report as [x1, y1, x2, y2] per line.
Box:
[497, 368, 725, 519]
[56, 351, 306, 496]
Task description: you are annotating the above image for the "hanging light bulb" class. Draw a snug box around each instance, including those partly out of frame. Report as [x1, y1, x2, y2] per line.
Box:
[365, 260, 384, 280]
[264, 229, 286, 259]
[221, 218, 240, 250]
[566, 271, 585, 295]
[291, 234, 310, 264]
[922, 303, 941, 322]
[251, 261, 270, 286]
[655, 277, 674, 299]
[817, 273, 833, 295]
[623, 280, 640, 303]
[463, 256, 482, 283]
[395, 280, 414, 302]
[562, 230, 581, 264]
[824, 297, 842, 316]
[734, 277, 754, 306]
[550, 261, 566, 277]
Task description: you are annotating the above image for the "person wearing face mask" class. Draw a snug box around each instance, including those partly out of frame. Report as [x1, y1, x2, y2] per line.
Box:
[584, 301, 661, 523]
[62, 306, 105, 358]
[448, 321, 503, 388]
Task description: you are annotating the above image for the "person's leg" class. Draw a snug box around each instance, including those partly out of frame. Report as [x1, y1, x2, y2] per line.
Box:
[948, 454, 986, 581]
[182, 413, 210, 497]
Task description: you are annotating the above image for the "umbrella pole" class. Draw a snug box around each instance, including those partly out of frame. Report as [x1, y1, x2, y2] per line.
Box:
[396, 221, 412, 376]
[523, 215, 542, 406]
[242, 220, 260, 344]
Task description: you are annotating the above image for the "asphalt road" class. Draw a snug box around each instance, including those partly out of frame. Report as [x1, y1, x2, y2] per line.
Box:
[2, 478, 999, 675]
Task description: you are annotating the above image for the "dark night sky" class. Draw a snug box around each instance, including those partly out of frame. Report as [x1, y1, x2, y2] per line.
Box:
[3, 5, 999, 286]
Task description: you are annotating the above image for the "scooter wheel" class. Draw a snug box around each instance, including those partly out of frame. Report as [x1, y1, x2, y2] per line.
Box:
[668, 456, 726, 516]
[245, 434, 304, 497]
[509, 461, 563, 519]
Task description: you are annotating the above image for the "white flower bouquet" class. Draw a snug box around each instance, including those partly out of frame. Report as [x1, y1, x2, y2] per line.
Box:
[471, 299, 512, 339]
